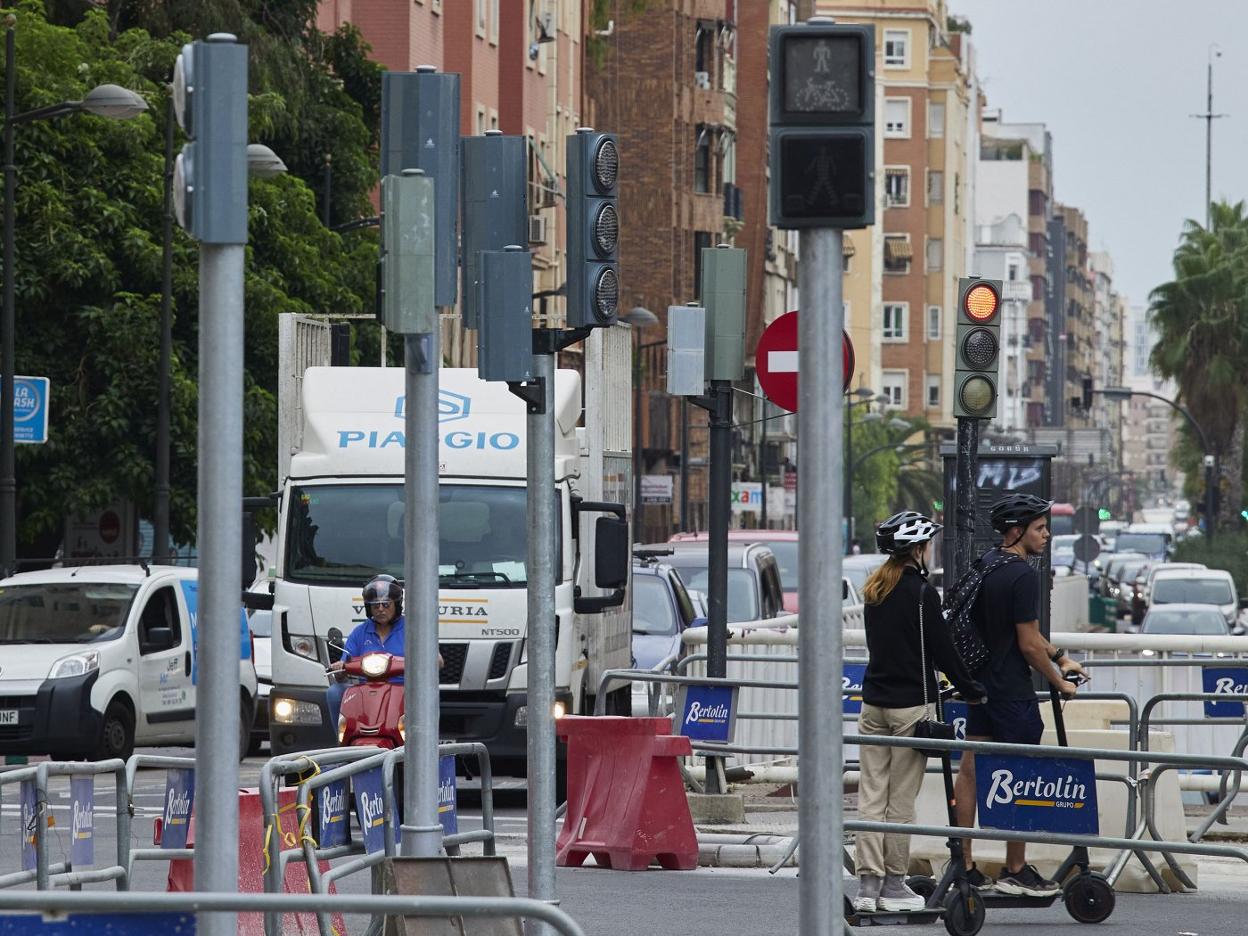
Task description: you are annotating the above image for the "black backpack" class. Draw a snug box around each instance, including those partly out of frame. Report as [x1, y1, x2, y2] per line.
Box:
[942, 552, 1023, 672]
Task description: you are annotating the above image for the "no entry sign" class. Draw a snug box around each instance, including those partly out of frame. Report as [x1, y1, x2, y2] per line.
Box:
[755, 311, 854, 413]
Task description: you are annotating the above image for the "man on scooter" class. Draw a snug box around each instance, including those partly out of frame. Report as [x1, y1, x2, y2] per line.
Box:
[954, 493, 1089, 897]
[326, 575, 442, 729]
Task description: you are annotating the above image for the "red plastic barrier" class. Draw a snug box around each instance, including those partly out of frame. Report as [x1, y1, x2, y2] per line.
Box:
[166, 787, 345, 935]
[556, 716, 698, 871]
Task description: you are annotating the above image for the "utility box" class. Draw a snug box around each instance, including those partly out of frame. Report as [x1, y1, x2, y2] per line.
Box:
[477, 246, 534, 382]
[667, 305, 706, 396]
[461, 133, 528, 330]
[701, 245, 746, 382]
[941, 440, 1057, 638]
[380, 171, 436, 335]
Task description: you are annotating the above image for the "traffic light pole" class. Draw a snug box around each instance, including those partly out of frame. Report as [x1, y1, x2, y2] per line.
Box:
[798, 227, 844, 936]
[953, 416, 980, 584]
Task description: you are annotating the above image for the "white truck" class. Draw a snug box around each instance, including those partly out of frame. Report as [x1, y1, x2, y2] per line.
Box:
[261, 326, 634, 772]
[0, 565, 258, 761]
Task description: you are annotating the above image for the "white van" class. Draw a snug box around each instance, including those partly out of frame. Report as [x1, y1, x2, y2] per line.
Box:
[0, 565, 258, 761]
[1149, 567, 1244, 633]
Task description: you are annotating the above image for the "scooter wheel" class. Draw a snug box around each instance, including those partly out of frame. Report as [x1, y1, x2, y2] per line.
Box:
[943, 888, 985, 936]
[1064, 872, 1115, 924]
[906, 875, 938, 901]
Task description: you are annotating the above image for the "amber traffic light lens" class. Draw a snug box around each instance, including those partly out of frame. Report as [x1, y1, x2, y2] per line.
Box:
[959, 375, 996, 415]
[964, 284, 999, 322]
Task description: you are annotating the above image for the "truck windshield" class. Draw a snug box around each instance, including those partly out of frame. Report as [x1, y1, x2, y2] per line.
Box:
[0, 582, 138, 644]
[286, 484, 541, 588]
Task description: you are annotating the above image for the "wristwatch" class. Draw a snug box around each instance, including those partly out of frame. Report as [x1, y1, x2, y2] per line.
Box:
[1050, 647, 1066, 663]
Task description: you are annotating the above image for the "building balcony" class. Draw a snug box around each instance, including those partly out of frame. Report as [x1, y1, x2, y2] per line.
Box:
[1028, 159, 1050, 194]
[690, 86, 727, 128]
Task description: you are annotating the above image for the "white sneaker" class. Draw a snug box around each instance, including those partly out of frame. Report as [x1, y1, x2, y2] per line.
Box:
[853, 874, 882, 913]
[878, 875, 927, 912]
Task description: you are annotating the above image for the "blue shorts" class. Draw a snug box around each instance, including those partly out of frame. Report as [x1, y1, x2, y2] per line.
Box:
[965, 698, 1043, 745]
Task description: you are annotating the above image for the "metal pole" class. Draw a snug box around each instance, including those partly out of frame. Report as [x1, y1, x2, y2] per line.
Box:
[322, 153, 332, 228]
[1, 22, 16, 577]
[954, 417, 979, 584]
[1205, 56, 1213, 230]
[154, 94, 175, 564]
[402, 330, 442, 858]
[1206, 456, 1216, 542]
[703, 378, 732, 795]
[759, 403, 768, 531]
[633, 338, 643, 540]
[679, 397, 690, 533]
[844, 405, 852, 553]
[797, 227, 843, 936]
[194, 243, 244, 936]
[526, 350, 556, 936]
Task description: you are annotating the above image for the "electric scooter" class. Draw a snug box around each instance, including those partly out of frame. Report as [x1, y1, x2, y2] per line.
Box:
[905, 672, 1116, 926]
[845, 687, 987, 936]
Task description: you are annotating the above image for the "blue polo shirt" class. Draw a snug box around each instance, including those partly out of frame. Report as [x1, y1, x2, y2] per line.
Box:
[343, 615, 405, 684]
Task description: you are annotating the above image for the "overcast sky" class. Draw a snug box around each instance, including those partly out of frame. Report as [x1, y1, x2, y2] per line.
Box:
[955, 0, 1248, 307]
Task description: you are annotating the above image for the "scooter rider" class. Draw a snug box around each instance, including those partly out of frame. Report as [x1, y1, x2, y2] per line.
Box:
[326, 575, 442, 729]
[954, 493, 1088, 897]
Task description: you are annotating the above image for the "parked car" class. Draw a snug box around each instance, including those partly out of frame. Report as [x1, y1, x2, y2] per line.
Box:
[1141, 562, 1207, 607]
[1141, 603, 1231, 637]
[843, 553, 890, 600]
[1101, 552, 1146, 599]
[639, 541, 786, 623]
[670, 530, 800, 611]
[631, 557, 704, 671]
[1149, 568, 1246, 633]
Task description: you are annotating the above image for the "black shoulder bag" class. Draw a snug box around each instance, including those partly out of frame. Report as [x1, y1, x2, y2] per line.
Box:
[912, 583, 956, 758]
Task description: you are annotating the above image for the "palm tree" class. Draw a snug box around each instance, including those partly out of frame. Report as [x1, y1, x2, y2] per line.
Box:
[1149, 200, 1248, 531]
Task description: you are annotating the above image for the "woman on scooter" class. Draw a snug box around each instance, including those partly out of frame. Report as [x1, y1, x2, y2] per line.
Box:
[853, 511, 987, 914]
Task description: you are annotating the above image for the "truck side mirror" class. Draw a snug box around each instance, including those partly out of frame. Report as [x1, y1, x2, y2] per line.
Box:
[326, 627, 345, 663]
[595, 516, 629, 590]
[242, 591, 275, 611]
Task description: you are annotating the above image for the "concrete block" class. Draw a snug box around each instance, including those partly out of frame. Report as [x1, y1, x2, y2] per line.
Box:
[688, 792, 746, 825]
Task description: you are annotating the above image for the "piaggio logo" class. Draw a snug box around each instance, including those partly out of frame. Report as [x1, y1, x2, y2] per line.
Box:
[393, 391, 472, 424]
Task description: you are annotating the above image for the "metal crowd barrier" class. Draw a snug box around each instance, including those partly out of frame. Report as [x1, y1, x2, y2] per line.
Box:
[123, 754, 196, 883]
[0, 889, 586, 936]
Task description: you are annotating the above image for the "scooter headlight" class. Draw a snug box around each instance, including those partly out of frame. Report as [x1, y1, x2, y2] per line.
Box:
[397, 714, 406, 742]
[337, 714, 346, 744]
[361, 653, 389, 678]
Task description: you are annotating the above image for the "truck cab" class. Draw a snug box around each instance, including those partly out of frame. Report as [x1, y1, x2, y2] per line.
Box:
[0, 565, 258, 761]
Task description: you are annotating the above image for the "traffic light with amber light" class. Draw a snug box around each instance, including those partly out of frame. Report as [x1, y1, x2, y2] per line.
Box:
[953, 277, 1003, 419]
[768, 21, 875, 230]
[566, 128, 620, 328]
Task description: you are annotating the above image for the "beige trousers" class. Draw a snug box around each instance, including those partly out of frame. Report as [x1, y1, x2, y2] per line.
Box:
[855, 702, 931, 877]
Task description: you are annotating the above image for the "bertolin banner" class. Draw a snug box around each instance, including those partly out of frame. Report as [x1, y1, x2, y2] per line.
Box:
[842, 663, 866, 715]
[315, 778, 350, 849]
[676, 684, 739, 744]
[352, 767, 393, 854]
[438, 754, 458, 836]
[161, 769, 195, 850]
[942, 700, 968, 763]
[975, 754, 1099, 836]
[1202, 666, 1248, 718]
[70, 775, 95, 867]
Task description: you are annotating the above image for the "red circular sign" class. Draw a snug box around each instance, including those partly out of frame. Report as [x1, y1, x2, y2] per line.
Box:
[755, 311, 855, 413]
[98, 510, 121, 545]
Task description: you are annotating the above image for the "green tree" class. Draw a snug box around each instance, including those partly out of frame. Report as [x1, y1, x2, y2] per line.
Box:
[8, 4, 376, 557]
[1149, 200, 1248, 532]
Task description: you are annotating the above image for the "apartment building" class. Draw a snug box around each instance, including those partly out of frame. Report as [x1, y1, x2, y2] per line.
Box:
[316, 0, 583, 363]
[1089, 251, 1127, 470]
[1050, 202, 1095, 428]
[1123, 305, 1184, 506]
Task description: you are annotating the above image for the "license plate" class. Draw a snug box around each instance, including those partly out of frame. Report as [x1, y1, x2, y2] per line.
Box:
[0, 710, 17, 726]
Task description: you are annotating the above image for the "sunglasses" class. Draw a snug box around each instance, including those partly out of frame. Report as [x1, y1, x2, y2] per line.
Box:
[368, 600, 394, 609]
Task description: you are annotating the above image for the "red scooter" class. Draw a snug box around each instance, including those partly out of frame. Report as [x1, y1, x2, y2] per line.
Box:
[326, 627, 406, 749]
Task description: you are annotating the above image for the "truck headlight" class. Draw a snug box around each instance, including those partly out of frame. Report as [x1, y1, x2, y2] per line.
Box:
[48, 650, 99, 680]
[272, 697, 323, 726]
[290, 634, 319, 662]
[361, 653, 389, 678]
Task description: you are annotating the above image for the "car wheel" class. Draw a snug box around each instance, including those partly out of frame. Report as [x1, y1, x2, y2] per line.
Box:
[94, 700, 135, 763]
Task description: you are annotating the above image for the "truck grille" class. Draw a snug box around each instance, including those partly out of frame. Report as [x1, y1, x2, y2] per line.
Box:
[488, 642, 513, 680]
[439, 643, 468, 684]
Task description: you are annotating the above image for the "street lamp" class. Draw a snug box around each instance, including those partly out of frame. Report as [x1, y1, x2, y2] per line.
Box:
[620, 306, 658, 540]
[0, 16, 149, 575]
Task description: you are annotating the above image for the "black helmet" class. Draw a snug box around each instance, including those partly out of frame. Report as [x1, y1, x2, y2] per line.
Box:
[989, 493, 1054, 533]
[876, 511, 943, 554]
[363, 574, 403, 616]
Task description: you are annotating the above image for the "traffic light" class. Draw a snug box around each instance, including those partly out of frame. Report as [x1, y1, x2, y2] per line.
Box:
[461, 132, 528, 330]
[1082, 376, 1094, 410]
[768, 22, 875, 230]
[952, 277, 1003, 419]
[172, 35, 249, 243]
[566, 128, 619, 328]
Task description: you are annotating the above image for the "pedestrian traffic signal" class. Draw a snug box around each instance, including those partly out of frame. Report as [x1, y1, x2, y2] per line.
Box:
[768, 22, 875, 230]
[952, 277, 1003, 419]
[566, 128, 619, 328]
[171, 35, 248, 243]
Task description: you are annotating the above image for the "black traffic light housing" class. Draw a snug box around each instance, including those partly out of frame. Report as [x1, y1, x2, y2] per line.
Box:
[952, 277, 1003, 419]
[566, 128, 620, 328]
[1081, 376, 1094, 411]
[768, 22, 875, 230]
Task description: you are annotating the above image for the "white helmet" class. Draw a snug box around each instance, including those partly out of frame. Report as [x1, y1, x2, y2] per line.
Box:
[876, 511, 943, 554]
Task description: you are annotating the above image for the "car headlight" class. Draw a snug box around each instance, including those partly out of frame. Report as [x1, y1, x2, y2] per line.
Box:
[272, 697, 324, 726]
[48, 650, 99, 680]
[290, 634, 319, 662]
[553, 700, 567, 719]
[397, 714, 406, 741]
[361, 653, 389, 678]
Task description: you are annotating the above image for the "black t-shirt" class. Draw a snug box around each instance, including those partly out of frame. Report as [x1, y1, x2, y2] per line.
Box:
[972, 548, 1041, 701]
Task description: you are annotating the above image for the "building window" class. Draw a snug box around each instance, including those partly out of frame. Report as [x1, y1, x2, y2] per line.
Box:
[926, 238, 943, 273]
[928, 101, 945, 138]
[927, 169, 944, 205]
[883, 29, 910, 68]
[490, 0, 500, 43]
[694, 126, 711, 193]
[925, 376, 941, 409]
[1006, 254, 1024, 282]
[927, 305, 941, 340]
[884, 98, 910, 138]
[475, 0, 487, 36]
[884, 167, 910, 207]
[843, 238, 856, 272]
[884, 235, 912, 274]
[883, 303, 908, 342]
[475, 106, 486, 135]
[881, 370, 908, 410]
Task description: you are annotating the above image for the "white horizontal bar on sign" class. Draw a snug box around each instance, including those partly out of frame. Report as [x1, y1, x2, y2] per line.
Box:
[768, 350, 799, 373]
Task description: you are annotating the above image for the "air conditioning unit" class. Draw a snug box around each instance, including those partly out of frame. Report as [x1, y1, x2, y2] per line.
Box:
[528, 214, 548, 246]
[694, 71, 711, 90]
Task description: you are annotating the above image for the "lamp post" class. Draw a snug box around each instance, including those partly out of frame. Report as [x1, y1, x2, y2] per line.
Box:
[621, 305, 659, 541]
[842, 387, 878, 553]
[1095, 386, 1215, 542]
[1, 14, 148, 575]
